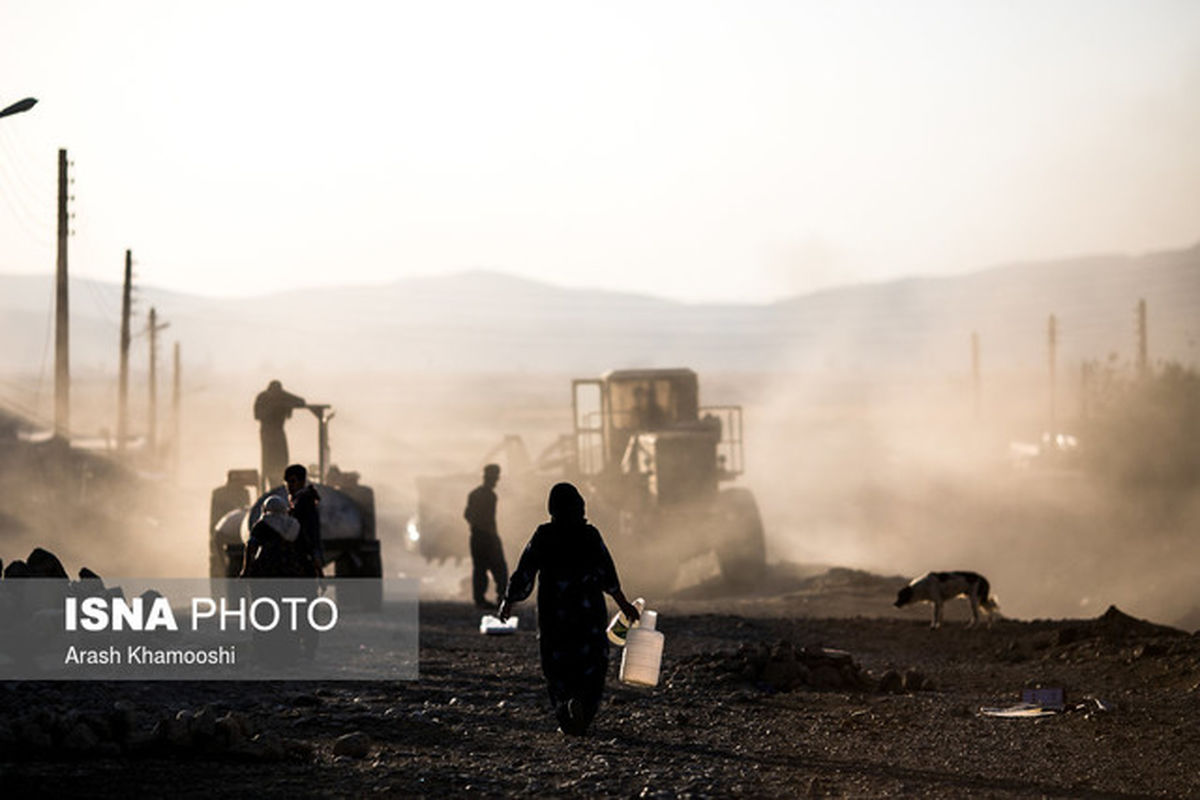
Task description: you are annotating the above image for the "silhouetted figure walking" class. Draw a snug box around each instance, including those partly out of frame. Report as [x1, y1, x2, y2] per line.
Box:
[254, 380, 305, 490]
[498, 482, 640, 735]
[465, 463, 507, 609]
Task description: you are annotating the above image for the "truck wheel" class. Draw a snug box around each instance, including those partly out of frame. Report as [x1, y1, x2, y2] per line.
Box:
[715, 488, 767, 585]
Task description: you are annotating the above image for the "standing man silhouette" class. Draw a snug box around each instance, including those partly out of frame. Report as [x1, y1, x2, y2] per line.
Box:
[254, 380, 305, 491]
[464, 463, 507, 609]
[284, 463, 324, 578]
[285, 462, 323, 660]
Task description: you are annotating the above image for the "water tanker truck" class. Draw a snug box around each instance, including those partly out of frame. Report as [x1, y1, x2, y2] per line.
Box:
[209, 404, 382, 610]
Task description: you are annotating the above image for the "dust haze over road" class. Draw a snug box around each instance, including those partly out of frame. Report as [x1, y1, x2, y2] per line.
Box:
[2, 249, 1198, 625]
[750, 369, 1200, 628]
[4, 352, 1197, 631]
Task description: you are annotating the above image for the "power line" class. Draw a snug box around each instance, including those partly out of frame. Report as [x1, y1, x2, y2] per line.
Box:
[78, 275, 120, 325]
[0, 124, 55, 206]
[0, 161, 55, 247]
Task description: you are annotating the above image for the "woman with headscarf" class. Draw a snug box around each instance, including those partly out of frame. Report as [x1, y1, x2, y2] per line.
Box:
[498, 482, 641, 735]
[240, 494, 305, 578]
[240, 494, 309, 663]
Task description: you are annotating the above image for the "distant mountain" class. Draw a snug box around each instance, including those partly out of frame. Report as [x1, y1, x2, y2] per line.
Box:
[1, 244, 1197, 377]
[773, 244, 1200, 370]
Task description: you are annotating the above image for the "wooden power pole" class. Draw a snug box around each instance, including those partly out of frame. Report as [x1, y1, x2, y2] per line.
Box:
[147, 307, 170, 461]
[54, 148, 70, 439]
[117, 249, 133, 452]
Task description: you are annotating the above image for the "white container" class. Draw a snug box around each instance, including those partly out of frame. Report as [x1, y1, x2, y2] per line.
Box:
[479, 614, 519, 635]
[619, 609, 664, 687]
[606, 597, 646, 646]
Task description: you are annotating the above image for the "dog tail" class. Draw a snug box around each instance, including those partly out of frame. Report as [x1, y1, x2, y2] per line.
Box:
[979, 576, 1000, 613]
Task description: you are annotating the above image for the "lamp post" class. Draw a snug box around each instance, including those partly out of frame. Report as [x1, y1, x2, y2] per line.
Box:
[0, 97, 37, 120]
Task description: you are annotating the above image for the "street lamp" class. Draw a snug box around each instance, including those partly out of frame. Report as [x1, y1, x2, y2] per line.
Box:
[0, 97, 37, 120]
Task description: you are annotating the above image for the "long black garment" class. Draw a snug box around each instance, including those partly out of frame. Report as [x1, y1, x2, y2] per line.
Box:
[505, 519, 621, 731]
[245, 518, 306, 578]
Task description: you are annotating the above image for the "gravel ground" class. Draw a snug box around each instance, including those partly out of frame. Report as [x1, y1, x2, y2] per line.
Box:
[3, 567, 1200, 798]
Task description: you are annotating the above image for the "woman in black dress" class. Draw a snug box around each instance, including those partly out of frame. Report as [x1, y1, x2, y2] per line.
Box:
[239, 494, 305, 578]
[239, 494, 309, 663]
[498, 482, 640, 735]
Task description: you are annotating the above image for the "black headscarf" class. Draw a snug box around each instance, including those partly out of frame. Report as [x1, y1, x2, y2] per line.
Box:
[547, 482, 585, 523]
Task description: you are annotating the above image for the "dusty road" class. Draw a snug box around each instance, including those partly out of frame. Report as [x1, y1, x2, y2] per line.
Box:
[2, 567, 1200, 798]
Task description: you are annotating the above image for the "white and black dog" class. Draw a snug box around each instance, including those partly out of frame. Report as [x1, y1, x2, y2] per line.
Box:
[894, 571, 999, 629]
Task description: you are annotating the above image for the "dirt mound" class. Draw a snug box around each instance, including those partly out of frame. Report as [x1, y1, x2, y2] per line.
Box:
[1016, 605, 1190, 655]
[991, 606, 1200, 691]
[792, 567, 908, 595]
[1094, 604, 1188, 639]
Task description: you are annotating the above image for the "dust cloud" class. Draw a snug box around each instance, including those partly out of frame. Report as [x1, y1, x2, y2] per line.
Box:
[2, 356, 1197, 631]
[748, 365, 1200, 628]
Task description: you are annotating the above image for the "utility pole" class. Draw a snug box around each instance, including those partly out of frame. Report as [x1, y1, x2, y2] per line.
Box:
[117, 249, 133, 452]
[1047, 314, 1057, 435]
[970, 331, 980, 422]
[171, 342, 181, 478]
[54, 148, 70, 439]
[147, 307, 170, 461]
[1137, 298, 1148, 379]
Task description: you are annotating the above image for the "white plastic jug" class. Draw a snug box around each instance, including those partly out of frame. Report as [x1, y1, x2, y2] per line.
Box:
[606, 597, 646, 646]
[479, 614, 519, 635]
[619, 609, 664, 687]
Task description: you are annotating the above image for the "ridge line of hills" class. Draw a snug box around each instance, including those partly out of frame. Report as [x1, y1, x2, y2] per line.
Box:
[1, 242, 1197, 376]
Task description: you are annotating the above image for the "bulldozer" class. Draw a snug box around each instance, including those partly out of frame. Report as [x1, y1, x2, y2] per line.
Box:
[410, 368, 766, 591]
[208, 403, 383, 610]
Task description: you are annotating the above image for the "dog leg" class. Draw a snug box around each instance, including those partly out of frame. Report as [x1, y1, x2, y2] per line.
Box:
[931, 599, 942, 629]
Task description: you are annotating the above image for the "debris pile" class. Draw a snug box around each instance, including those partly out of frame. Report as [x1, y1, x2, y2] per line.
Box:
[0, 547, 137, 633]
[1, 546, 119, 595]
[670, 641, 934, 694]
[2, 546, 74, 579]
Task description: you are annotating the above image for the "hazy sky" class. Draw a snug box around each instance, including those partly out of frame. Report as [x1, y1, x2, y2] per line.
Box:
[1, 1, 1197, 303]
